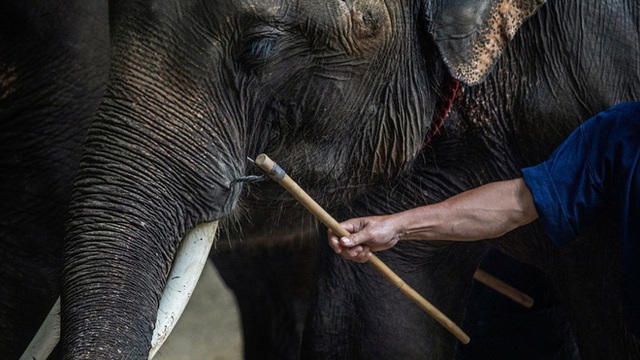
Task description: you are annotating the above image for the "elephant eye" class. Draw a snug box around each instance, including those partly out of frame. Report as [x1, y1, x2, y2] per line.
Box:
[239, 28, 283, 71]
[249, 38, 277, 59]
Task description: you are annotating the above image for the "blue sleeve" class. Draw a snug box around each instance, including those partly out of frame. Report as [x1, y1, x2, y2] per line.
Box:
[521, 102, 640, 246]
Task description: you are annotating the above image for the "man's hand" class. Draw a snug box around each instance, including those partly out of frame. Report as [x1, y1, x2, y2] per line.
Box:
[326, 178, 539, 263]
[328, 215, 401, 263]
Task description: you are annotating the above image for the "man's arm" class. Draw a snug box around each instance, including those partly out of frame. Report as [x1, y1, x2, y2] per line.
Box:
[329, 178, 539, 262]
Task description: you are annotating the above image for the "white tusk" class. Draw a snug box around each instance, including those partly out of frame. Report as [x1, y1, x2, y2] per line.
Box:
[148, 220, 218, 359]
[19, 221, 217, 360]
[19, 297, 61, 360]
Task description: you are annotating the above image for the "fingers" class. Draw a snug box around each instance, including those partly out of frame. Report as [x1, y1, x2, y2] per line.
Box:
[327, 219, 362, 254]
[328, 232, 342, 254]
[326, 217, 378, 262]
[328, 235, 362, 255]
[340, 221, 358, 234]
[337, 220, 368, 247]
[328, 234, 372, 263]
[339, 236, 356, 246]
[342, 245, 372, 263]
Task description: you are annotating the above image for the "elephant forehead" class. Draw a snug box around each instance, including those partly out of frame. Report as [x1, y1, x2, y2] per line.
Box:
[296, 0, 392, 37]
[238, 0, 392, 46]
[236, 0, 282, 17]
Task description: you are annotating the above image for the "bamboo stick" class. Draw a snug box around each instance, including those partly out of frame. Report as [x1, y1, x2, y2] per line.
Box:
[473, 269, 534, 308]
[253, 154, 470, 344]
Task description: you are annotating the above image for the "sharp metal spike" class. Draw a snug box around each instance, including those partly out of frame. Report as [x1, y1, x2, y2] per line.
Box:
[230, 174, 266, 186]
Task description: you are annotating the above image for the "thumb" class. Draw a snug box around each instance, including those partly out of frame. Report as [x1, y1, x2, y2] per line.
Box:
[340, 232, 363, 247]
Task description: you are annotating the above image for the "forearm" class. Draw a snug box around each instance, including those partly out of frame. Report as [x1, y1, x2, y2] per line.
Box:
[394, 178, 539, 241]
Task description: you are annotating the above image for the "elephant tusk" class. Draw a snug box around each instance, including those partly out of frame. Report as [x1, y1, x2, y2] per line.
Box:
[19, 297, 60, 360]
[148, 220, 218, 359]
[20, 222, 217, 360]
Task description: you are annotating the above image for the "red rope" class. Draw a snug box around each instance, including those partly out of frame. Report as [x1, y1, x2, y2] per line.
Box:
[424, 76, 460, 146]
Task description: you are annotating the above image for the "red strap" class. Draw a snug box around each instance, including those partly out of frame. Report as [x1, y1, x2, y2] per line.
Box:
[424, 76, 460, 146]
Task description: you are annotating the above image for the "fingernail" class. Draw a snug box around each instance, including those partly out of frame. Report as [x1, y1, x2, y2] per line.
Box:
[341, 237, 351, 245]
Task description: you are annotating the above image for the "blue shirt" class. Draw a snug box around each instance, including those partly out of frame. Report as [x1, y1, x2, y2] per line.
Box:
[522, 102, 640, 335]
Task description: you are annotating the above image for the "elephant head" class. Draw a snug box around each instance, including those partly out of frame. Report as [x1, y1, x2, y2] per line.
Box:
[44, 0, 545, 358]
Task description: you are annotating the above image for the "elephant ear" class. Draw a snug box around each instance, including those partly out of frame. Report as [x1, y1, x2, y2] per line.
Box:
[428, 0, 546, 85]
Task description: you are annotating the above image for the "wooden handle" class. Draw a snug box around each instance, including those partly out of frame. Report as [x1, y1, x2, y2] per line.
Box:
[253, 154, 470, 344]
[473, 269, 534, 308]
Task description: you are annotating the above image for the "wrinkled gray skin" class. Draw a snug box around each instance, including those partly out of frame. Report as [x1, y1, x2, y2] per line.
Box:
[14, 0, 634, 359]
[60, 0, 452, 358]
[303, 0, 640, 359]
[211, 1, 548, 358]
[215, 0, 640, 359]
[0, 1, 109, 358]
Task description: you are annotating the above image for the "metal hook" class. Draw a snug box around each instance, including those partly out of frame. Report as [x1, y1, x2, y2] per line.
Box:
[229, 157, 266, 186]
[229, 174, 266, 186]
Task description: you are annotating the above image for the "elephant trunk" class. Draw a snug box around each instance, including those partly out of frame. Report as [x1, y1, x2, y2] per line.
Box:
[21, 221, 218, 360]
[62, 185, 179, 358]
[60, 94, 244, 358]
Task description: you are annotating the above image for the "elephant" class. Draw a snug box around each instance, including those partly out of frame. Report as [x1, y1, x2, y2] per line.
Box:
[18, 0, 633, 359]
[208, 0, 564, 358]
[301, 0, 640, 359]
[51, 0, 525, 357]
[0, 0, 109, 358]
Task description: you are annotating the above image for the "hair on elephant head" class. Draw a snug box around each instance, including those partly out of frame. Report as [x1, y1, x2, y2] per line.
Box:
[28, 0, 548, 358]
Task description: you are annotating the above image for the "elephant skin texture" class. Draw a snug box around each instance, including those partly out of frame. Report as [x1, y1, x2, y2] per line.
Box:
[4, 0, 638, 359]
[60, 0, 452, 358]
[302, 1, 640, 359]
[218, 1, 640, 360]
